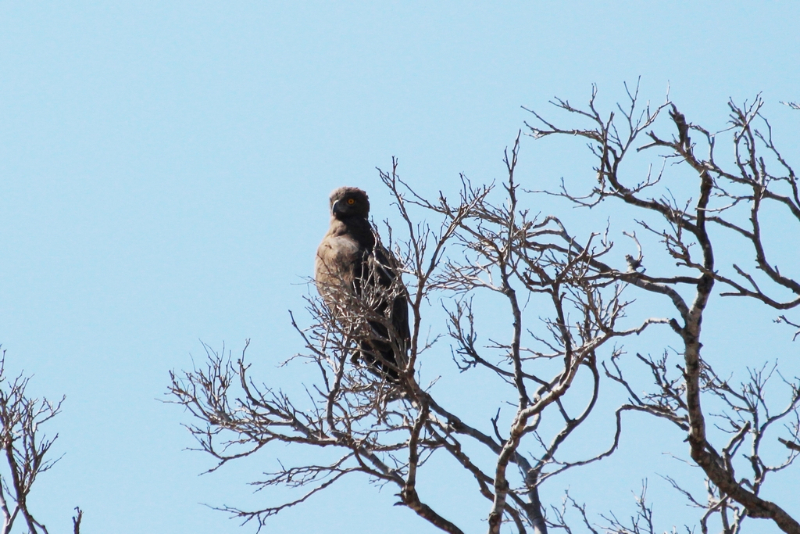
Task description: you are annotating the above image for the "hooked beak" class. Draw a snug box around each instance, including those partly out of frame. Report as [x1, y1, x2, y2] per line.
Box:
[332, 200, 346, 216]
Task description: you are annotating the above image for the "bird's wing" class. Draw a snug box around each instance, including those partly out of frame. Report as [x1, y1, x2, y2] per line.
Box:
[371, 244, 411, 344]
[371, 243, 400, 287]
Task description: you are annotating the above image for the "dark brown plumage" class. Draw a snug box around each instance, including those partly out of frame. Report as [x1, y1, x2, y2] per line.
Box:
[315, 187, 409, 380]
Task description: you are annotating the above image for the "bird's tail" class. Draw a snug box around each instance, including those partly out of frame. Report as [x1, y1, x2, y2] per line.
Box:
[354, 321, 408, 381]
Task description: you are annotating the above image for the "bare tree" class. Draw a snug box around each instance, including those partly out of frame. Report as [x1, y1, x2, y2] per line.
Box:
[168, 84, 800, 534]
[0, 348, 82, 534]
[524, 85, 800, 534]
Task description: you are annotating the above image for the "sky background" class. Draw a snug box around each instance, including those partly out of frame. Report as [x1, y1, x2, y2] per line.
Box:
[1, 2, 799, 533]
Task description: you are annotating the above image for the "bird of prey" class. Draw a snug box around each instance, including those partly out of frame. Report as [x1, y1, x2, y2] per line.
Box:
[314, 186, 410, 381]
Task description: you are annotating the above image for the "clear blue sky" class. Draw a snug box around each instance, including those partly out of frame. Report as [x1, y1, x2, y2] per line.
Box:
[1, 2, 798, 533]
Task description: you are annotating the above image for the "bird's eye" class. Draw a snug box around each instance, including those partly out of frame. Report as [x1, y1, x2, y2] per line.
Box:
[347, 198, 356, 205]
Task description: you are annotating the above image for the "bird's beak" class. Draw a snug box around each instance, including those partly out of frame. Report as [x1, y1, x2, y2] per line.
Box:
[332, 200, 345, 216]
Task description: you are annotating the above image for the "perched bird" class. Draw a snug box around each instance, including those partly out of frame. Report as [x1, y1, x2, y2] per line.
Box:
[315, 187, 410, 381]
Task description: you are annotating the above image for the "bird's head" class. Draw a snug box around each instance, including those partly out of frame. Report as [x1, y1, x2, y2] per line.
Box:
[329, 187, 370, 220]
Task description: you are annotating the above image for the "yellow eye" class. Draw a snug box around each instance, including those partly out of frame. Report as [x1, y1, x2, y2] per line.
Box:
[347, 198, 355, 205]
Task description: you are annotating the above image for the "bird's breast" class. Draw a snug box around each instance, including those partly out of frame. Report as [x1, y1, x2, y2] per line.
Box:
[315, 234, 364, 288]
